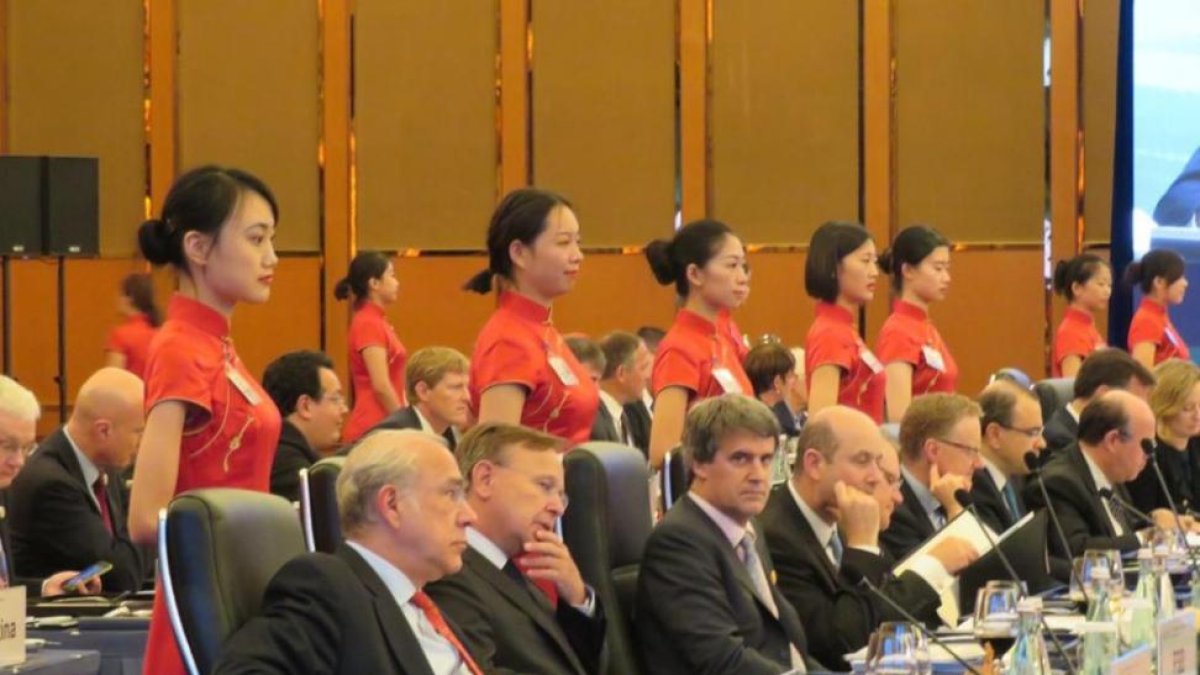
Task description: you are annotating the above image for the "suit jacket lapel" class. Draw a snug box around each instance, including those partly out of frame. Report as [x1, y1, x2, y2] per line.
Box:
[777, 490, 838, 590]
[899, 480, 936, 537]
[464, 548, 584, 672]
[1067, 447, 1117, 536]
[44, 429, 102, 518]
[678, 496, 778, 618]
[338, 545, 435, 675]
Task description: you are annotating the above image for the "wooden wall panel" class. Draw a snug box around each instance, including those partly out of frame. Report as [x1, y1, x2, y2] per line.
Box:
[6, 1, 145, 255]
[355, 1, 498, 251]
[711, 1, 861, 243]
[532, 0, 676, 246]
[177, 0, 319, 251]
[894, 1, 1045, 243]
[231, 256, 322, 381]
[7, 259, 59, 432]
[1083, 0, 1119, 244]
[934, 249, 1046, 392]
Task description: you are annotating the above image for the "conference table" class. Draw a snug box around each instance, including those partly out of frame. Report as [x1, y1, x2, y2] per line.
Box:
[0, 651, 100, 675]
[27, 618, 147, 675]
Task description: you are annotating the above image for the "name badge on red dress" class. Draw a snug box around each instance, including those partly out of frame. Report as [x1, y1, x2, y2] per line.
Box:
[1166, 327, 1182, 348]
[922, 345, 946, 373]
[712, 367, 744, 394]
[226, 366, 262, 406]
[548, 355, 579, 387]
[860, 347, 883, 374]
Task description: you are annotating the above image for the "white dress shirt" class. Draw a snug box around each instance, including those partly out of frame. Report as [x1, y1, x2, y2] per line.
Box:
[343, 540, 470, 675]
[1081, 448, 1126, 536]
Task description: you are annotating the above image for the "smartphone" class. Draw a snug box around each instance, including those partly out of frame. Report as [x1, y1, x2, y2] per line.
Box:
[63, 561, 112, 592]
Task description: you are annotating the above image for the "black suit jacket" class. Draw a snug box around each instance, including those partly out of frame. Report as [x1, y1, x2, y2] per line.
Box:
[591, 404, 621, 444]
[426, 545, 606, 675]
[880, 477, 938, 562]
[622, 400, 652, 457]
[357, 407, 458, 451]
[269, 421, 319, 503]
[1042, 406, 1078, 456]
[0, 492, 42, 597]
[759, 485, 940, 671]
[635, 494, 817, 674]
[1127, 437, 1198, 514]
[1022, 444, 1141, 557]
[970, 468, 1026, 535]
[8, 428, 144, 592]
[214, 544, 461, 675]
[770, 401, 799, 437]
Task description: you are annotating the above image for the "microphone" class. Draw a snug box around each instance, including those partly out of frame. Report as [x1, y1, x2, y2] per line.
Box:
[843, 566, 982, 675]
[1098, 488, 1154, 530]
[1140, 438, 1200, 571]
[954, 489, 1078, 675]
[1024, 451, 1090, 607]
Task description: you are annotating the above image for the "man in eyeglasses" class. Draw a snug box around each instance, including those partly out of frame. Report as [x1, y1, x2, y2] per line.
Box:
[0, 375, 102, 597]
[426, 423, 605, 675]
[880, 393, 985, 561]
[971, 381, 1044, 534]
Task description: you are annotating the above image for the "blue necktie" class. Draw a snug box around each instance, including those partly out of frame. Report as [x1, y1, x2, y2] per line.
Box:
[1002, 482, 1022, 521]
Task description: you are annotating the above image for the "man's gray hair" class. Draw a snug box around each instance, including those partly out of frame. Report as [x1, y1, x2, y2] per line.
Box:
[0, 376, 39, 423]
[336, 429, 447, 535]
[683, 394, 780, 468]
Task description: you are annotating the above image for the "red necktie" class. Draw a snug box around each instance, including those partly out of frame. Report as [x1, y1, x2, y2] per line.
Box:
[513, 554, 559, 607]
[410, 590, 483, 675]
[92, 476, 112, 535]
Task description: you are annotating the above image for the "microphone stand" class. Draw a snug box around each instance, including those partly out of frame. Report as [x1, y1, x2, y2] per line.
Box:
[1024, 453, 1090, 608]
[955, 490, 1078, 675]
[851, 570, 983, 675]
[1141, 438, 1200, 576]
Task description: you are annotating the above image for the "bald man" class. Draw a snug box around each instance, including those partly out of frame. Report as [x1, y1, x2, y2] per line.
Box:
[10, 368, 147, 592]
[1024, 390, 1169, 558]
[760, 406, 976, 670]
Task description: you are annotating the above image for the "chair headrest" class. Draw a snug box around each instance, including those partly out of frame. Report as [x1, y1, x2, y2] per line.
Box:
[565, 442, 653, 567]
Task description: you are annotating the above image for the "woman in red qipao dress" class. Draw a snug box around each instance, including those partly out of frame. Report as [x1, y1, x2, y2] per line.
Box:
[126, 166, 283, 675]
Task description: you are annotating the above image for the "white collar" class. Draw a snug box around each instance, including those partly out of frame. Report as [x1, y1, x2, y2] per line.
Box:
[982, 456, 1008, 493]
[901, 464, 943, 523]
[63, 427, 101, 490]
[787, 479, 836, 550]
[597, 389, 625, 427]
[344, 539, 418, 606]
[1080, 446, 1114, 491]
[466, 527, 509, 570]
[689, 491, 753, 550]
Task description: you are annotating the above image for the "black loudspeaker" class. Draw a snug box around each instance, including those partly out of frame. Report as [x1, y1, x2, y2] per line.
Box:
[0, 156, 45, 255]
[43, 157, 99, 256]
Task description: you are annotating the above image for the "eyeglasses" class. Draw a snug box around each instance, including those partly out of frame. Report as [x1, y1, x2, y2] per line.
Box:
[999, 424, 1043, 440]
[934, 437, 981, 458]
[0, 438, 36, 458]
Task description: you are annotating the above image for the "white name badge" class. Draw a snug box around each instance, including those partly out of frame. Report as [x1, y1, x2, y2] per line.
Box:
[860, 347, 883, 374]
[712, 367, 743, 394]
[1157, 610, 1197, 675]
[548, 355, 579, 387]
[922, 345, 946, 373]
[227, 366, 262, 406]
[1166, 327, 1182, 347]
[0, 587, 25, 666]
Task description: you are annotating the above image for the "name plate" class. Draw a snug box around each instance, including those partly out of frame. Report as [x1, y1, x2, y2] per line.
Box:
[1112, 645, 1153, 675]
[0, 587, 25, 666]
[1157, 610, 1198, 675]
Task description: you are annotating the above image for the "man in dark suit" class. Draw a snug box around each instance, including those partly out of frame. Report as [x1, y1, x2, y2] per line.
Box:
[636, 394, 818, 673]
[1043, 349, 1154, 455]
[263, 351, 348, 502]
[1024, 391, 1165, 558]
[971, 381, 1043, 534]
[362, 347, 470, 451]
[881, 394, 984, 561]
[761, 405, 976, 670]
[744, 342, 803, 436]
[0, 375, 101, 597]
[591, 332, 651, 447]
[215, 430, 481, 675]
[10, 368, 146, 592]
[427, 423, 605, 675]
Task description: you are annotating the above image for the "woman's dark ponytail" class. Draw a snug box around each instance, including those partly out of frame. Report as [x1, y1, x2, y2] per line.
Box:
[644, 239, 676, 286]
[464, 188, 573, 294]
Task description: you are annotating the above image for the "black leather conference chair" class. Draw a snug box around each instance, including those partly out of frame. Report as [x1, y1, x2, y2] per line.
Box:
[159, 488, 305, 675]
[563, 442, 654, 675]
[299, 456, 346, 553]
[1033, 377, 1075, 421]
[660, 446, 688, 512]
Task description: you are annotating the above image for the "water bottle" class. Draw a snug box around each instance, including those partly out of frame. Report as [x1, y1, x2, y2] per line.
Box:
[1190, 566, 1200, 611]
[1004, 597, 1050, 675]
[1152, 549, 1176, 620]
[1080, 567, 1117, 675]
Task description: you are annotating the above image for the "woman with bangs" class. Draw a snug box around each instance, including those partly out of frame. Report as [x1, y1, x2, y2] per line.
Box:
[645, 219, 752, 469]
